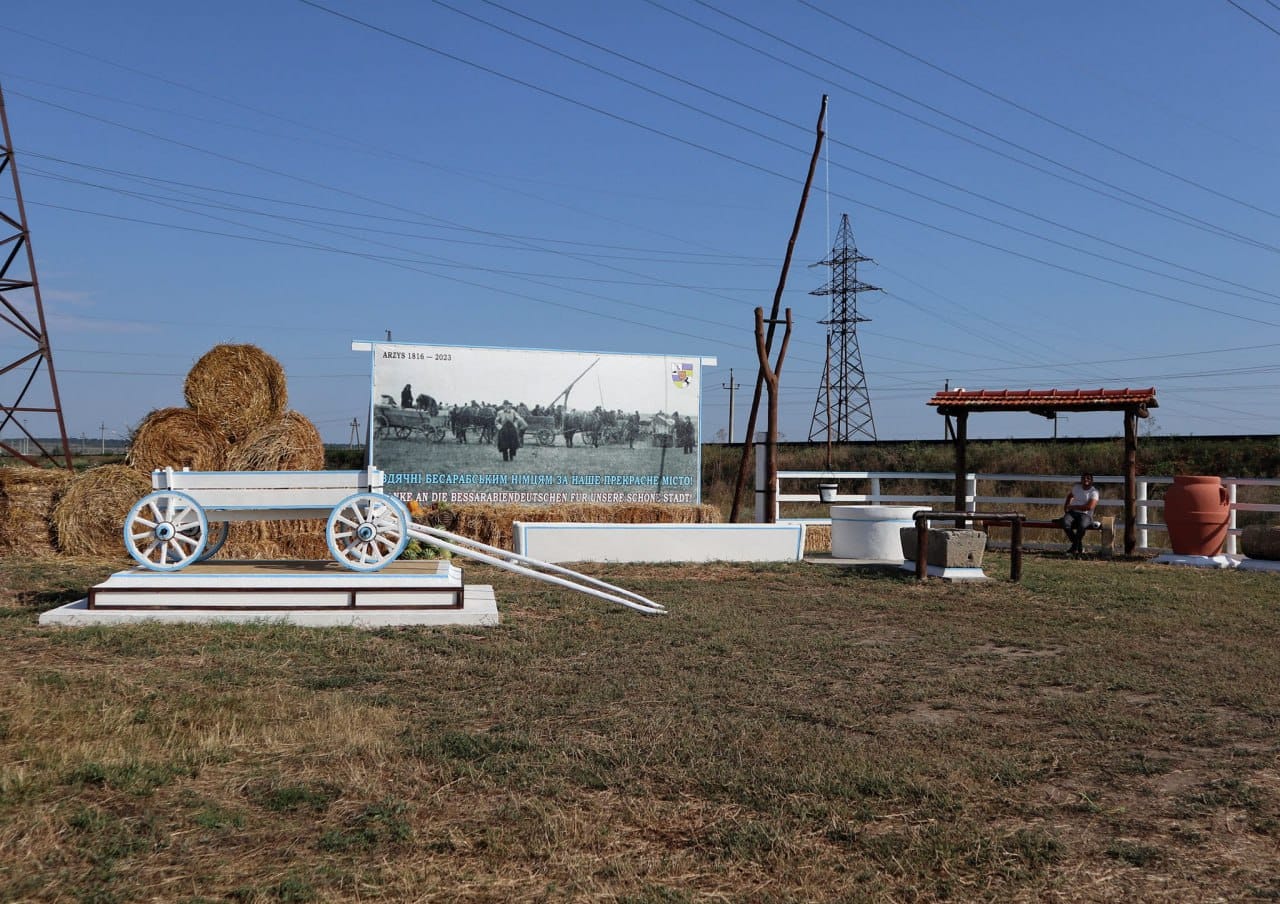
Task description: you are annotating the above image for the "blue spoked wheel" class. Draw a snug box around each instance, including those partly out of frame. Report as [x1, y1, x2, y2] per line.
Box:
[197, 521, 230, 562]
[325, 492, 409, 572]
[124, 490, 209, 571]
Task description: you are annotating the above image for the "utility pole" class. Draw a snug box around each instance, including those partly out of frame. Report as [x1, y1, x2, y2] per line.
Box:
[100, 422, 106, 454]
[349, 418, 361, 448]
[721, 368, 740, 444]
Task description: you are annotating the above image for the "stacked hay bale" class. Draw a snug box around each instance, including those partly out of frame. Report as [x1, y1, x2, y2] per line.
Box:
[219, 407, 330, 560]
[51, 465, 153, 559]
[0, 466, 75, 558]
[45, 343, 326, 562]
[126, 407, 229, 473]
[181, 345, 326, 560]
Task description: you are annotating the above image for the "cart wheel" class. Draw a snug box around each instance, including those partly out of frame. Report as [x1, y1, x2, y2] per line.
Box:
[125, 491, 208, 571]
[326, 492, 409, 572]
[197, 521, 230, 562]
[394, 425, 413, 439]
[430, 426, 448, 443]
[375, 414, 390, 439]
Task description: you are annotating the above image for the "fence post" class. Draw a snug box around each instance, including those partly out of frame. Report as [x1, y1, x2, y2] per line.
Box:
[965, 474, 978, 520]
[1137, 478, 1148, 551]
[1227, 481, 1238, 556]
[871, 475, 881, 504]
[753, 432, 766, 524]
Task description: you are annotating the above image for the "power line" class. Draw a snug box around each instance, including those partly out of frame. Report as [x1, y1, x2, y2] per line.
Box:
[797, 0, 1280, 221]
[1226, 0, 1280, 37]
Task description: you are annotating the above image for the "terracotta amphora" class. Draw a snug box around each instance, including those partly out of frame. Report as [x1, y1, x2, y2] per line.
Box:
[1164, 475, 1230, 556]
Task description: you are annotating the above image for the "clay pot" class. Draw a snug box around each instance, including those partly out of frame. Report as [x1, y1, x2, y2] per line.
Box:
[1164, 475, 1230, 556]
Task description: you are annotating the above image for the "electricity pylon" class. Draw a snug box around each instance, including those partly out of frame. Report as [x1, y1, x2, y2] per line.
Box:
[809, 213, 881, 442]
[0, 81, 72, 468]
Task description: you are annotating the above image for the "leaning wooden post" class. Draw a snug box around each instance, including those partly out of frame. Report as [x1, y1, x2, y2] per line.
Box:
[754, 306, 793, 524]
[730, 95, 827, 523]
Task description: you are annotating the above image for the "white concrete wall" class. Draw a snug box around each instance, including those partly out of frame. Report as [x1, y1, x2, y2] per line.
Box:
[513, 522, 806, 563]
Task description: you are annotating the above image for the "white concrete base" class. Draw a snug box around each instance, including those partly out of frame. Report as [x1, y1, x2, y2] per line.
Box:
[512, 522, 805, 563]
[39, 559, 497, 628]
[84, 559, 464, 609]
[830, 505, 928, 563]
[899, 561, 989, 582]
[1236, 557, 1280, 572]
[1152, 553, 1240, 569]
[40, 585, 499, 628]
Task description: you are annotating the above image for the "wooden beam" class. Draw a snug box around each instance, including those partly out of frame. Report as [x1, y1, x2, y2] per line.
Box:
[1124, 408, 1138, 555]
[954, 411, 968, 527]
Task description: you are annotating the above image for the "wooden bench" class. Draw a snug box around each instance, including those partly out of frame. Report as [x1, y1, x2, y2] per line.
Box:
[980, 515, 1115, 556]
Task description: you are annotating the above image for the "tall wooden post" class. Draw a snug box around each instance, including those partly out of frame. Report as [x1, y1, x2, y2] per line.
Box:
[1124, 408, 1138, 555]
[754, 307, 793, 524]
[730, 96, 827, 522]
[953, 411, 968, 527]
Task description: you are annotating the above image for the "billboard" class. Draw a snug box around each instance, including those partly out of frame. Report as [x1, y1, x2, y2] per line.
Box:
[363, 342, 704, 507]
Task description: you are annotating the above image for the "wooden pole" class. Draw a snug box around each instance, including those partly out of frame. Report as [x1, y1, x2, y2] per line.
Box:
[953, 411, 968, 528]
[1124, 408, 1138, 555]
[729, 95, 827, 522]
[754, 307, 793, 523]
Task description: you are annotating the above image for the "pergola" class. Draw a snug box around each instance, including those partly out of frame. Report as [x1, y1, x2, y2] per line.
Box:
[927, 388, 1159, 555]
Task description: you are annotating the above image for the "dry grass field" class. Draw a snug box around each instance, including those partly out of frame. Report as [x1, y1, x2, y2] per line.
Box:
[1, 553, 1278, 902]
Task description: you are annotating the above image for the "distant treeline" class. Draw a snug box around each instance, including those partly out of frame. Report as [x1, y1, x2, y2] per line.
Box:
[703, 435, 1280, 480]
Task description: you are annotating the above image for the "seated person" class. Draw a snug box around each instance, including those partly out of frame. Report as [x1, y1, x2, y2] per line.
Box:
[1061, 472, 1099, 555]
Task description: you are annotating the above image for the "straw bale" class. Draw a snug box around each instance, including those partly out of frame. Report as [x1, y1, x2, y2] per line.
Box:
[225, 411, 324, 472]
[805, 523, 831, 553]
[440, 502, 721, 551]
[126, 407, 229, 474]
[51, 465, 153, 559]
[183, 344, 287, 442]
[0, 466, 75, 558]
[222, 519, 329, 561]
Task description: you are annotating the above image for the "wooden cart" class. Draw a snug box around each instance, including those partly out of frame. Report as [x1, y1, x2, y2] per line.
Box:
[124, 467, 409, 573]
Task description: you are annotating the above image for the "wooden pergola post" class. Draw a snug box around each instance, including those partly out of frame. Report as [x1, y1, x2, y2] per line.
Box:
[952, 411, 968, 527]
[1124, 407, 1138, 556]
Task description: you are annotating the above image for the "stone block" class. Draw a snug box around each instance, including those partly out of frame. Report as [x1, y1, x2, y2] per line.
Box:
[900, 528, 986, 568]
[1241, 524, 1280, 560]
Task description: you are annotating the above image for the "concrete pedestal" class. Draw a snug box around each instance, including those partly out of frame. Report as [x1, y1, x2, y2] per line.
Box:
[830, 505, 928, 563]
[39, 559, 499, 628]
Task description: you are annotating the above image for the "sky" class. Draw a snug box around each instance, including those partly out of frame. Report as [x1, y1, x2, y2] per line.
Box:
[2, 0, 1278, 448]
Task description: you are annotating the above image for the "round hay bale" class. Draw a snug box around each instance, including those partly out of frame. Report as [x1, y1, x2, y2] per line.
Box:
[52, 465, 153, 559]
[183, 344, 287, 442]
[225, 411, 324, 472]
[221, 519, 329, 561]
[1241, 524, 1280, 560]
[0, 466, 75, 558]
[126, 407, 229, 474]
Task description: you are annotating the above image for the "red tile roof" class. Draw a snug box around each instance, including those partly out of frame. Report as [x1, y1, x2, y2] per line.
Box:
[928, 388, 1157, 413]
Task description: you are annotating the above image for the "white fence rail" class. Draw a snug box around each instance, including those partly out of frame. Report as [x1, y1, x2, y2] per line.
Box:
[757, 463, 1280, 555]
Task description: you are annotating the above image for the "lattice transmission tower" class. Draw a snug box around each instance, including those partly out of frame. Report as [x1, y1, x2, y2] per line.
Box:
[809, 213, 881, 442]
[0, 81, 71, 468]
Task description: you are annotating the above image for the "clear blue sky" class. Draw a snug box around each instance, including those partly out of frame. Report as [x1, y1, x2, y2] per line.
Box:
[2, 0, 1278, 447]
